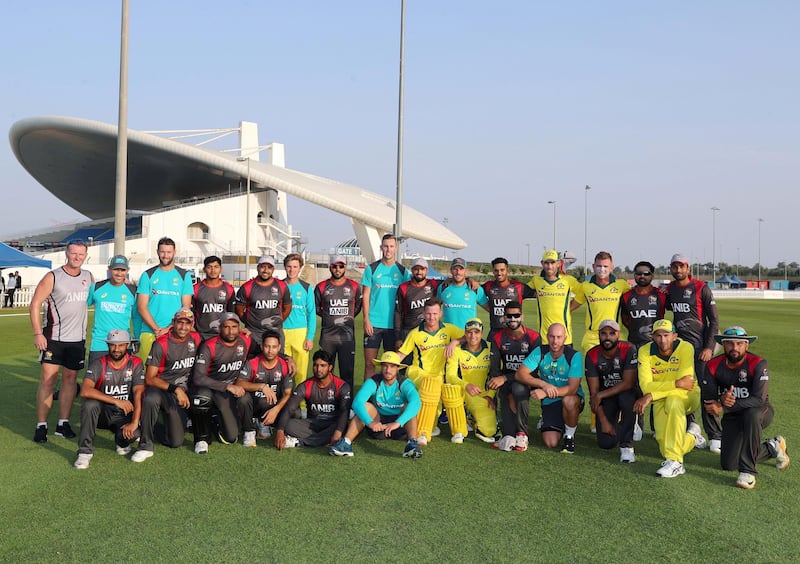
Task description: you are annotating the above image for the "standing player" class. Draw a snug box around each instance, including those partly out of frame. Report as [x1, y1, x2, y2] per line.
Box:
[30, 239, 94, 443]
[394, 258, 439, 350]
[236, 255, 292, 347]
[192, 255, 236, 341]
[482, 257, 536, 339]
[282, 253, 316, 385]
[87, 255, 137, 365]
[438, 257, 488, 329]
[620, 261, 666, 348]
[701, 326, 789, 489]
[361, 234, 410, 382]
[527, 250, 584, 345]
[665, 253, 721, 451]
[315, 256, 362, 388]
[73, 330, 144, 469]
[133, 307, 201, 462]
[574, 251, 630, 353]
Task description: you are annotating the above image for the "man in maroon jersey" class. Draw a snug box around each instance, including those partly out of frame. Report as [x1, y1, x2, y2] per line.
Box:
[192, 255, 236, 341]
[235, 255, 292, 346]
[620, 261, 666, 348]
[482, 257, 536, 339]
[394, 258, 440, 350]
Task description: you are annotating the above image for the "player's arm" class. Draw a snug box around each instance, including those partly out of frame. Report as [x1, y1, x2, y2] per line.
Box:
[396, 378, 421, 425]
[304, 286, 317, 348]
[121, 370, 146, 439]
[274, 387, 303, 449]
[29, 271, 55, 351]
[700, 287, 719, 360]
[331, 383, 353, 443]
[351, 378, 378, 425]
[353, 283, 363, 318]
[262, 373, 294, 425]
[361, 269, 373, 336]
[191, 345, 228, 392]
[397, 329, 416, 358]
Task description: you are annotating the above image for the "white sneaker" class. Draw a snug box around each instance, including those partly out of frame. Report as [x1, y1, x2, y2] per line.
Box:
[451, 433, 464, 444]
[770, 435, 790, 470]
[514, 432, 529, 452]
[131, 449, 154, 463]
[656, 459, 686, 478]
[73, 453, 93, 469]
[243, 430, 257, 447]
[687, 422, 707, 449]
[431, 426, 441, 437]
[709, 439, 722, 453]
[494, 435, 516, 452]
[633, 422, 643, 442]
[417, 435, 428, 447]
[736, 472, 756, 489]
[284, 435, 300, 448]
[115, 445, 131, 456]
[620, 447, 636, 463]
[194, 440, 209, 455]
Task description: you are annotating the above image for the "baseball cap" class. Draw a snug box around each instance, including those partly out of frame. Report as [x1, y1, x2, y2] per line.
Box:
[371, 351, 410, 369]
[411, 258, 429, 269]
[218, 312, 240, 328]
[329, 255, 347, 266]
[652, 319, 674, 334]
[713, 326, 758, 344]
[108, 255, 129, 269]
[542, 249, 559, 262]
[257, 255, 275, 266]
[105, 329, 132, 344]
[465, 318, 483, 332]
[451, 257, 467, 269]
[598, 319, 620, 332]
[670, 253, 689, 265]
[173, 307, 195, 322]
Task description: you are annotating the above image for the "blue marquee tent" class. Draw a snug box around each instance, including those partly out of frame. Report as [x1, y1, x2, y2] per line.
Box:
[0, 242, 52, 269]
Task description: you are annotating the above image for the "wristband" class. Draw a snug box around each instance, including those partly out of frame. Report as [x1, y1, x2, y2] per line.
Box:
[168, 384, 178, 393]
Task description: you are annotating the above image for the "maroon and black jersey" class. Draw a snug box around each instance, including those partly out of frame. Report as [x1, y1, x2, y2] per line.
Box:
[193, 280, 236, 340]
[394, 279, 439, 335]
[585, 341, 638, 390]
[240, 356, 294, 399]
[278, 376, 352, 432]
[146, 330, 201, 389]
[236, 278, 292, 340]
[665, 277, 719, 354]
[192, 334, 255, 392]
[482, 279, 536, 331]
[314, 278, 362, 342]
[489, 326, 542, 376]
[701, 353, 770, 413]
[620, 286, 666, 346]
[85, 354, 145, 401]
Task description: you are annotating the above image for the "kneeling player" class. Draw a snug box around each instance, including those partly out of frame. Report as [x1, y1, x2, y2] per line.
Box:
[74, 330, 144, 469]
[330, 351, 422, 458]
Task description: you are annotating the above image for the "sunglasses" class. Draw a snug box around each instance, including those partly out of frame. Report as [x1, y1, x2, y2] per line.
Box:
[505, 313, 522, 319]
[634, 271, 653, 276]
[330, 264, 346, 269]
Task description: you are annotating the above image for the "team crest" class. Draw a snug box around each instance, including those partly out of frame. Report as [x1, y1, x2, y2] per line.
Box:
[219, 290, 227, 300]
[100, 292, 108, 299]
[327, 389, 335, 400]
[739, 371, 748, 383]
[236, 345, 244, 355]
[172, 276, 180, 286]
[344, 287, 351, 297]
[683, 288, 692, 299]
[611, 287, 620, 293]
[648, 296, 657, 305]
[188, 342, 196, 352]
[521, 342, 530, 353]
[630, 297, 637, 305]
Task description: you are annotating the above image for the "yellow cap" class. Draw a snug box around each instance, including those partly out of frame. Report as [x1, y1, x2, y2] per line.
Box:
[542, 249, 559, 262]
[652, 319, 674, 334]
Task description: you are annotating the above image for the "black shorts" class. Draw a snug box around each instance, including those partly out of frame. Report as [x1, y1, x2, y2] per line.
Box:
[365, 413, 407, 440]
[540, 398, 585, 433]
[40, 340, 86, 371]
[364, 327, 396, 351]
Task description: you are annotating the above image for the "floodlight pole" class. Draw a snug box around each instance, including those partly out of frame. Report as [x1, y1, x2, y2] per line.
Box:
[394, 0, 406, 251]
[113, 0, 129, 255]
[547, 200, 557, 249]
[237, 157, 251, 279]
[757, 218, 764, 284]
[711, 206, 719, 283]
[584, 185, 591, 277]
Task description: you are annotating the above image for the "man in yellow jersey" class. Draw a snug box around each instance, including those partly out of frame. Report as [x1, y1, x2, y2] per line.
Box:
[574, 251, 630, 353]
[527, 250, 583, 345]
[635, 319, 706, 477]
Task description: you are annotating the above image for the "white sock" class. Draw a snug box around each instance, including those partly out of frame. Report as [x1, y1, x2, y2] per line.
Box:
[565, 425, 577, 438]
[58, 419, 69, 425]
[38, 422, 47, 428]
[344, 437, 352, 445]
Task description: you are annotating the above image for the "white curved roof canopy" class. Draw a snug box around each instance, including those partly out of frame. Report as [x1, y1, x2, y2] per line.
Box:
[9, 116, 466, 249]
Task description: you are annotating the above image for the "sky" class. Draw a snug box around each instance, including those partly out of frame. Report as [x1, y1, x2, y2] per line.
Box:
[1, 1, 798, 270]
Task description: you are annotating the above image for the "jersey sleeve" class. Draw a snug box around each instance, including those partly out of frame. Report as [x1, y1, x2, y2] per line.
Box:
[567, 352, 583, 380]
[444, 323, 465, 341]
[584, 349, 599, 379]
[475, 286, 488, 307]
[522, 284, 536, 299]
[192, 343, 227, 392]
[277, 384, 304, 430]
[361, 265, 374, 290]
[521, 348, 542, 373]
[146, 339, 166, 368]
[132, 359, 145, 387]
[304, 284, 317, 339]
[352, 378, 378, 425]
[445, 350, 465, 387]
[571, 278, 586, 304]
[396, 378, 421, 425]
[235, 284, 248, 306]
[136, 271, 151, 296]
[181, 271, 194, 297]
[701, 285, 719, 352]
[335, 383, 353, 432]
[397, 328, 417, 357]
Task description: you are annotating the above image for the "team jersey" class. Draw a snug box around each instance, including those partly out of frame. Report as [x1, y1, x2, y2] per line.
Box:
[394, 279, 439, 335]
[84, 354, 145, 401]
[352, 374, 420, 426]
[192, 279, 236, 340]
[637, 339, 697, 401]
[137, 265, 194, 334]
[398, 322, 464, 377]
[284, 279, 317, 339]
[240, 355, 294, 399]
[43, 267, 93, 342]
[482, 279, 536, 331]
[146, 330, 201, 389]
[236, 278, 292, 340]
[664, 277, 719, 355]
[701, 353, 770, 413]
[278, 376, 352, 431]
[87, 279, 137, 352]
[489, 327, 542, 376]
[527, 274, 584, 344]
[585, 341, 638, 391]
[445, 341, 494, 395]
[437, 280, 488, 329]
[521, 344, 584, 406]
[620, 286, 667, 346]
[362, 260, 410, 329]
[192, 334, 255, 392]
[315, 278, 362, 342]
[576, 276, 630, 332]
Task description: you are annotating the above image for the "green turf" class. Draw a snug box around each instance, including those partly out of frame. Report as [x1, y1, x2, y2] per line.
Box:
[1, 300, 798, 562]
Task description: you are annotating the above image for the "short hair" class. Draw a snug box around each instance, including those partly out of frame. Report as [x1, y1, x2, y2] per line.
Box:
[66, 240, 88, 251]
[313, 349, 334, 364]
[381, 234, 397, 243]
[261, 330, 281, 344]
[157, 237, 176, 248]
[491, 257, 509, 267]
[203, 255, 222, 267]
[594, 251, 613, 262]
[283, 253, 303, 267]
[504, 300, 522, 313]
[634, 261, 655, 271]
[425, 297, 443, 309]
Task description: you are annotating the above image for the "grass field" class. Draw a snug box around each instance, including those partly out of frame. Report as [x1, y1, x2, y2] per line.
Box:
[1, 300, 798, 562]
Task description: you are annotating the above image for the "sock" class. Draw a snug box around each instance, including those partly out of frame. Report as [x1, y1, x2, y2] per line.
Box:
[38, 422, 47, 428]
[58, 419, 69, 425]
[565, 425, 577, 438]
[344, 437, 352, 445]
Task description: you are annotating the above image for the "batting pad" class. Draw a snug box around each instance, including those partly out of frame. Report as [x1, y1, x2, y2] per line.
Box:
[417, 376, 442, 441]
[442, 384, 467, 437]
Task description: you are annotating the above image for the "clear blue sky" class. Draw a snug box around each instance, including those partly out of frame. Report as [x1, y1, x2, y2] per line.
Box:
[1, 1, 797, 269]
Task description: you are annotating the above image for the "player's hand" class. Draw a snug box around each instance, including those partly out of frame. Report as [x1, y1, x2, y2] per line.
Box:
[467, 278, 480, 291]
[363, 319, 374, 337]
[634, 394, 652, 415]
[703, 400, 723, 415]
[484, 396, 496, 410]
[465, 383, 481, 397]
[531, 388, 546, 401]
[544, 384, 559, 399]
[383, 421, 401, 437]
[262, 385, 277, 404]
[121, 421, 138, 440]
[262, 407, 279, 426]
[445, 340, 459, 359]
[285, 357, 297, 377]
[154, 327, 169, 338]
[699, 348, 713, 362]
[240, 327, 252, 337]
[226, 384, 245, 398]
[720, 385, 736, 408]
[34, 334, 47, 351]
[116, 399, 134, 415]
[274, 429, 286, 450]
[330, 430, 343, 445]
[674, 375, 694, 391]
[367, 421, 385, 433]
[590, 395, 602, 413]
[599, 419, 616, 436]
[174, 387, 190, 409]
[487, 376, 507, 390]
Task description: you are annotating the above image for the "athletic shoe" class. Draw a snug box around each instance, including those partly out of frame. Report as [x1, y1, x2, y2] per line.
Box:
[736, 472, 756, 489]
[217, 431, 236, 445]
[514, 433, 529, 452]
[416, 435, 428, 447]
[620, 447, 636, 463]
[474, 430, 497, 444]
[770, 435, 790, 470]
[561, 435, 576, 454]
[438, 410, 449, 425]
[243, 430, 257, 448]
[633, 422, 643, 442]
[115, 445, 131, 456]
[131, 449, 154, 463]
[431, 426, 441, 437]
[329, 438, 354, 457]
[284, 435, 300, 448]
[709, 439, 722, 454]
[656, 459, 686, 478]
[55, 422, 76, 439]
[33, 425, 48, 443]
[73, 453, 93, 469]
[492, 435, 515, 452]
[256, 421, 272, 439]
[687, 422, 707, 449]
[451, 433, 464, 444]
[194, 440, 209, 455]
[403, 439, 422, 459]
